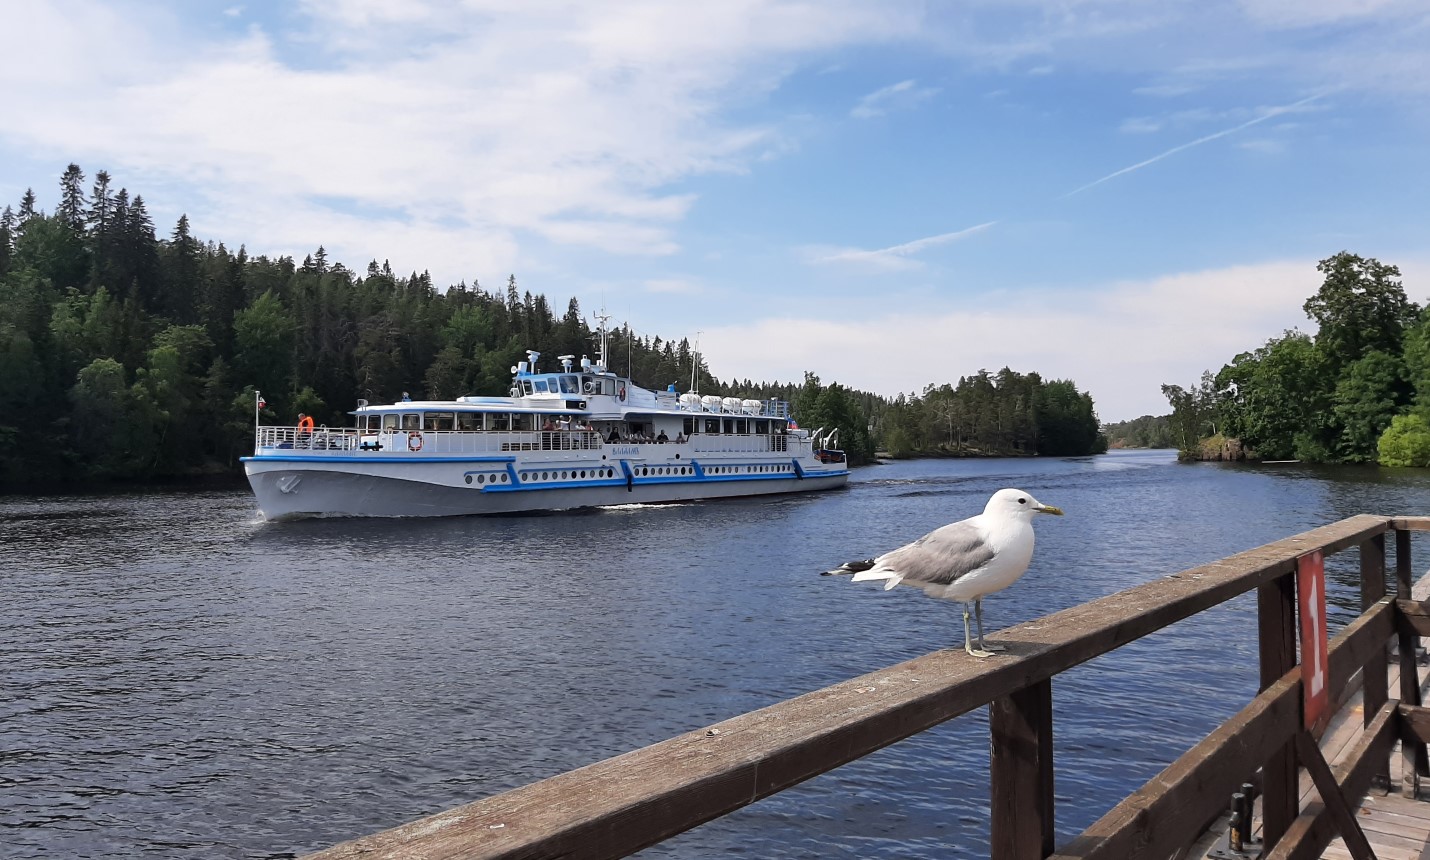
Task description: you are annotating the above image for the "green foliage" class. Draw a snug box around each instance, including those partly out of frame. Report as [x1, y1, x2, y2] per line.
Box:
[1102, 415, 1174, 449]
[1168, 252, 1423, 464]
[1378, 414, 1430, 467]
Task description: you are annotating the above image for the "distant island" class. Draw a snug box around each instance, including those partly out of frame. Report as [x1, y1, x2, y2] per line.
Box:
[0, 164, 1107, 486]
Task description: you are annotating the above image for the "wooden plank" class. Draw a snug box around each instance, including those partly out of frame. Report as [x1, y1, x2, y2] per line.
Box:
[1398, 705, 1430, 745]
[1363, 536, 1391, 795]
[990, 678, 1054, 860]
[302, 515, 1392, 860]
[1396, 600, 1430, 638]
[1261, 701, 1398, 860]
[1389, 517, 1430, 532]
[1292, 731, 1377, 860]
[1396, 530, 1430, 796]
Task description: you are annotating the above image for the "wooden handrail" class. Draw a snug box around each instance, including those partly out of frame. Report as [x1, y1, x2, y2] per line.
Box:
[301, 514, 1402, 860]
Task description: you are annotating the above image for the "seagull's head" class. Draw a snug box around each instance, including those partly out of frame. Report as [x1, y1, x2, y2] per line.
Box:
[986, 488, 1064, 520]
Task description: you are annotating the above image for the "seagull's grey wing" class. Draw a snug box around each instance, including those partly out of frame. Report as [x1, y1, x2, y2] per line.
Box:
[879, 521, 994, 588]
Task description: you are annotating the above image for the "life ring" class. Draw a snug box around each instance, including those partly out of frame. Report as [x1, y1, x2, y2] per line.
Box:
[407, 431, 423, 452]
[583, 382, 594, 394]
[618, 386, 626, 401]
[298, 415, 314, 433]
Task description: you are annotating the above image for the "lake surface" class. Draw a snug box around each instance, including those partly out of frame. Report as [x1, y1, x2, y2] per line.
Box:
[4, 449, 1430, 859]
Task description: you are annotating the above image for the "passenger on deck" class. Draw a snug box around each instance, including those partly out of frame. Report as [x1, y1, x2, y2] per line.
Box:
[674, 432, 686, 444]
[401, 391, 411, 402]
[657, 430, 669, 443]
[608, 428, 621, 443]
[543, 418, 557, 431]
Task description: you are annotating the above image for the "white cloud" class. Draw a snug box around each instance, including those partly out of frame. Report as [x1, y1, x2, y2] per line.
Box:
[699, 259, 1339, 421]
[644, 278, 703, 294]
[1119, 116, 1162, 134]
[0, 1, 924, 283]
[850, 79, 941, 119]
[809, 222, 998, 270]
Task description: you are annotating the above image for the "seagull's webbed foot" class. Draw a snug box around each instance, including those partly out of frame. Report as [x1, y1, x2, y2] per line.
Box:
[962, 604, 995, 659]
[974, 600, 1007, 653]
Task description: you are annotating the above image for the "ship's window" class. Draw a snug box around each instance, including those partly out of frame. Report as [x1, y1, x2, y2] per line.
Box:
[401, 413, 420, 431]
[520, 380, 534, 395]
[425, 412, 455, 431]
[755, 420, 768, 435]
[458, 412, 480, 431]
[736, 419, 747, 435]
[559, 376, 577, 394]
[382, 414, 399, 430]
[704, 418, 719, 434]
[534, 379, 550, 393]
[723, 419, 734, 434]
[490, 413, 511, 431]
[512, 413, 533, 431]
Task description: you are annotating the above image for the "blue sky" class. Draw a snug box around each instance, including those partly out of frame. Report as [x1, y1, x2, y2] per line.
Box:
[3, 0, 1428, 420]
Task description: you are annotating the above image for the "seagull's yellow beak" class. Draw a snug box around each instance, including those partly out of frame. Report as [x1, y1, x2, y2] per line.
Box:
[1036, 504, 1064, 516]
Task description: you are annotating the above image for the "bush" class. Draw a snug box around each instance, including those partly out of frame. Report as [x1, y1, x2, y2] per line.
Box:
[1377, 414, 1430, 467]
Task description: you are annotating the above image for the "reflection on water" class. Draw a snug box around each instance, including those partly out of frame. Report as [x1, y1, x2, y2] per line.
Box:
[3, 450, 1430, 859]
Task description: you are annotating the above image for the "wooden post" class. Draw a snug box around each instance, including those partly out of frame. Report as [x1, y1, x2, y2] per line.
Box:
[1396, 529, 1429, 798]
[990, 679, 1054, 860]
[1259, 571, 1299, 849]
[1362, 535, 1390, 793]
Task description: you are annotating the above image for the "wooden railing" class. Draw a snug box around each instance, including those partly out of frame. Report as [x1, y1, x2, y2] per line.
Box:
[303, 515, 1430, 860]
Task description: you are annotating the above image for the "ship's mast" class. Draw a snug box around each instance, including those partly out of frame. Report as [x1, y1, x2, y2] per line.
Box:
[690, 331, 701, 394]
[592, 308, 612, 373]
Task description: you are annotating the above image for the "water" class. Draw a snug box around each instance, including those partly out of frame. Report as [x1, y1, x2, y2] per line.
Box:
[4, 450, 1430, 859]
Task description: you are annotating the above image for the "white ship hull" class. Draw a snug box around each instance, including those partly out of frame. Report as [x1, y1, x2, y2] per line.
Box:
[245, 451, 847, 520]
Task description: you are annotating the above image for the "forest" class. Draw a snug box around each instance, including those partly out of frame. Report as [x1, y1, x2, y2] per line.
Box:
[1161, 252, 1430, 466]
[0, 165, 1106, 485]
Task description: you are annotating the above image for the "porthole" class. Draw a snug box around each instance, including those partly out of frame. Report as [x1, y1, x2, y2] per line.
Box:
[561, 471, 568, 479]
[500, 474, 507, 483]
[465, 475, 473, 484]
[542, 471, 550, 480]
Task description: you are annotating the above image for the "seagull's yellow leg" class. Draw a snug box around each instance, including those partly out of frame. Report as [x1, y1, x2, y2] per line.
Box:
[974, 599, 1006, 653]
[963, 603, 993, 658]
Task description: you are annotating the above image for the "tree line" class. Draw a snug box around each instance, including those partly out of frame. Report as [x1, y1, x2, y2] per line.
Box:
[1161, 252, 1430, 466]
[0, 164, 1106, 485]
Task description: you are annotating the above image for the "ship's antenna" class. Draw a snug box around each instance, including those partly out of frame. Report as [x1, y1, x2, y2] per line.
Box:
[592, 307, 612, 372]
[690, 331, 701, 395]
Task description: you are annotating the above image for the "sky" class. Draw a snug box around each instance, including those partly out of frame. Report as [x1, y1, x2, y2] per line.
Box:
[3, 0, 1429, 421]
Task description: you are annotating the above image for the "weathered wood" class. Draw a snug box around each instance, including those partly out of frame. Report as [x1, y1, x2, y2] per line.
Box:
[302, 515, 1392, 860]
[1389, 517, 1430, 532]
[1396, 599, 1430, 638]
[1263, 701, 1398, 860]
[1397, 705, 1430, 745]
[1363, 536, 1390, 793]
[990, 679, 1054, 860]
[1261, 570, 1300, 849]
[1395, 530, 1429, 795]
[1292, 731, 1378, 860]
[1047, 601, 1392, 860]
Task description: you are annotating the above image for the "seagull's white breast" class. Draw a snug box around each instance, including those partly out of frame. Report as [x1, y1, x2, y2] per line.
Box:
[937, 517, 1035, 602]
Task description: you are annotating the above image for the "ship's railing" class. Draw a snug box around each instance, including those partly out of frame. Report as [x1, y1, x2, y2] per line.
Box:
[254, 427, 603, 455]
[687, 433, 794, 454]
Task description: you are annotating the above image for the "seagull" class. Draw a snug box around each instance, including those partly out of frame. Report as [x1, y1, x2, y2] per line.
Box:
[822, 488, 1064, 657]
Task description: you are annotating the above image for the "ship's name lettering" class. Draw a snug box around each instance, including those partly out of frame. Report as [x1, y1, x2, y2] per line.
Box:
[613, 446, 640, 455]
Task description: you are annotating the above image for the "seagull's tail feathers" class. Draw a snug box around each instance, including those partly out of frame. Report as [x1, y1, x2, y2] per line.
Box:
[822, 558, 876, 577]
[851, 565, 904, 590]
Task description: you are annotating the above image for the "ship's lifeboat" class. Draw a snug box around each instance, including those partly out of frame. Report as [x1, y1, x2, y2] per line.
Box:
[741, 398, 762, 415]
[701, 395, 722, 411]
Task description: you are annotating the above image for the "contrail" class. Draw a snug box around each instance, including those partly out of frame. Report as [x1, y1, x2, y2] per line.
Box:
[820, 221, 998, 265]
[1061, 92, 1327, 199]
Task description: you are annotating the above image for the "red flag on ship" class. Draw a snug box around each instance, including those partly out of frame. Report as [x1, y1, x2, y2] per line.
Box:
[257, 395, 267, 409]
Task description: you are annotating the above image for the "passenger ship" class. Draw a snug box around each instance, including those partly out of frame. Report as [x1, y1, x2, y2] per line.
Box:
[242, 329, 849, 520]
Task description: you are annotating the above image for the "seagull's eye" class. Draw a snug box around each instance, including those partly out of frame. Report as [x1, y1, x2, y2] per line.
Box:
[1018, 498, 1027, 504]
